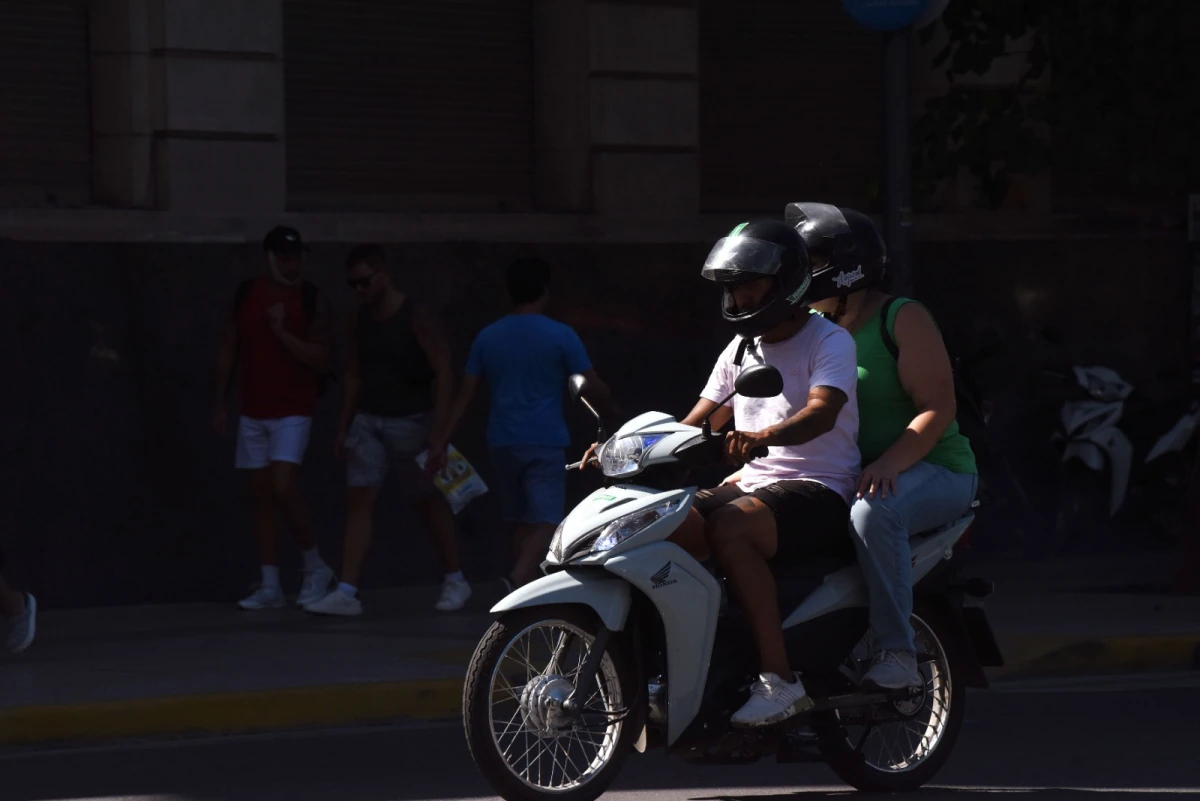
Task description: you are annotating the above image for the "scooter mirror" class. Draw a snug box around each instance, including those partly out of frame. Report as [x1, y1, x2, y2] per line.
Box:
[735, 364, 784, 399]
[568, 374, 589, 402]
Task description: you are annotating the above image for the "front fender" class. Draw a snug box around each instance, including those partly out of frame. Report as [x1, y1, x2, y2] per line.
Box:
[490, 569, 632, 632]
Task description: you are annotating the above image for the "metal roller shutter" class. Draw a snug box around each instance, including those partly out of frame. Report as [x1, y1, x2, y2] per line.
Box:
[284, 0, 534, 212]
[699, 0, 883, 213]
[0, 0, 92, 207]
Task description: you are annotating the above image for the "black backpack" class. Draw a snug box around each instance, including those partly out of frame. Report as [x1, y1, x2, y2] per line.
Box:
[231, 278, 336, 396]
[877, 297, 989, 456]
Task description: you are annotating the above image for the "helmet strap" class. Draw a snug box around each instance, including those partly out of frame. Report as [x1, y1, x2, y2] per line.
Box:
[830, 294, 848, 322]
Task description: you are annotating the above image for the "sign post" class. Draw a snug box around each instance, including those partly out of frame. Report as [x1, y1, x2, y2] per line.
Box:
[841, 0, 947, 296]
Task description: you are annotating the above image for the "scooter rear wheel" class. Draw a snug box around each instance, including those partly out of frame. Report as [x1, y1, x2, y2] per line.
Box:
[816, 604, 966, 792]
[463, 604, 642, 801]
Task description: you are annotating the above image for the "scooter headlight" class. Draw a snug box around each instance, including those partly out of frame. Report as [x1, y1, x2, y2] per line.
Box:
[549, 519, 567, 561]
[599, 434, 667, 477]
[570, 498, 685, 559]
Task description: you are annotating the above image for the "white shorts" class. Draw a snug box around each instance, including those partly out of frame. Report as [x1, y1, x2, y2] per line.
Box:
[235, 416, 313, 470]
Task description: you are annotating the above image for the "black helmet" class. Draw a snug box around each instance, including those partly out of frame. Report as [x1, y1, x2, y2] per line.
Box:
[784, 202, 887, 303]
[701, 219, 813, 339]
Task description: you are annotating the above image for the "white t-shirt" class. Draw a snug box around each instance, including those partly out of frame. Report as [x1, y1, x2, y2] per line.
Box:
[700, 313, 861, 501]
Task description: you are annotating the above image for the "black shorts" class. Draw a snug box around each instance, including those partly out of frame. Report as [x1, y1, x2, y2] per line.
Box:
[693, 479, 852, 566]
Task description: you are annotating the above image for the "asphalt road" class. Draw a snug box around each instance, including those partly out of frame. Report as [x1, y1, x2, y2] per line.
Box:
[3, 673, 1199, 801]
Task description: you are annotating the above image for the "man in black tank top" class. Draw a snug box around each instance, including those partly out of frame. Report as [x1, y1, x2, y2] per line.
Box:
[302, 244, 471, 617]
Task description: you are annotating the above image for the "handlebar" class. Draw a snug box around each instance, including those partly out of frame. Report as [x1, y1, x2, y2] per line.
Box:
[565, 456, 598, 472]
[565, 433, 768, 472]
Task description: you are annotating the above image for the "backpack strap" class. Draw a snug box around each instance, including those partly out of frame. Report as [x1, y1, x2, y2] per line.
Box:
[733, 336, 760, 367]
[734, 337, 750, 366]
[878, 296, 904, 361]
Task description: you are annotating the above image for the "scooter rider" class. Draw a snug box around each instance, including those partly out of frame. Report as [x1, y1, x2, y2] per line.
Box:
[586, 219, 861, 727]
[789, 202, 978, 691]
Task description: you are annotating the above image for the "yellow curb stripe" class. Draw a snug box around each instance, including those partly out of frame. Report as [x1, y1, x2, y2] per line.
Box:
[0, 679, 464, 747]
[994, 634, 1200, 678]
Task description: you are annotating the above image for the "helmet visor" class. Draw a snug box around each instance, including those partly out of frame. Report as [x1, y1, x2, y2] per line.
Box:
[701, 236, 787, 282]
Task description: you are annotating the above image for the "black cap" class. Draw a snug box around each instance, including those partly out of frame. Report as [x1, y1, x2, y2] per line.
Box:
[263, 226, 309, 254]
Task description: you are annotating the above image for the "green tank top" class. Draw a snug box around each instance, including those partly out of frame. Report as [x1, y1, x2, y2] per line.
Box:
[854, 298, 977, 475]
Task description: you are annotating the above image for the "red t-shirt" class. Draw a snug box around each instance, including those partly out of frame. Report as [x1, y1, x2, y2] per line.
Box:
[236, 278, 318, 419]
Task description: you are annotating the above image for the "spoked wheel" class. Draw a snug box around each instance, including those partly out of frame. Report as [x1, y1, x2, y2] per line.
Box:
[463, 605, 642, 801]
[817, 605, 965, 792]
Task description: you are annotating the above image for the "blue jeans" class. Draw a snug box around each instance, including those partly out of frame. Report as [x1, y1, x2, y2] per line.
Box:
[850, 461, 978, 654]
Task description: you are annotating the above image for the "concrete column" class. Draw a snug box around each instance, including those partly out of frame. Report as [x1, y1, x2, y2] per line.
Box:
[533, 0, 592, 212]
[532, 0, 700, 217]
[90, 0, 154, 208]
[587, 2, 699, 218]
[89, 0, 285, 211]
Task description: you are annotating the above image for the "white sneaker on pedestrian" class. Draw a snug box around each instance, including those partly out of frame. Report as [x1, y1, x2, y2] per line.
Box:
[862, 650, 923, 691]
[296, 565, 334, 607]
[730, 672, 813, 728]
[304, 589, 363, 617]
[4, 593, 36, 654]
[238, 585, 285, 610]
[434, 577, 472, 612]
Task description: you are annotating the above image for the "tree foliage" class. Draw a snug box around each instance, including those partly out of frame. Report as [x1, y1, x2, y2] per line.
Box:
[914, 0, 1200, 210]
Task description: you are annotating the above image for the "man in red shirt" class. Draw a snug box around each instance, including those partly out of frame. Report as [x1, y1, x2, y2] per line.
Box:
[214, 226, 335, 610]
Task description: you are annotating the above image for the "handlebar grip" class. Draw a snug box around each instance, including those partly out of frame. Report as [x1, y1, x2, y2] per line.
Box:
[749, 446, 769, 459]
[565, 457, 599, 472]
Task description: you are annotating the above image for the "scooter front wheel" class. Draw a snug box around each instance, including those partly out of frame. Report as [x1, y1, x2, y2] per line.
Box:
[463, 604, 642, 801]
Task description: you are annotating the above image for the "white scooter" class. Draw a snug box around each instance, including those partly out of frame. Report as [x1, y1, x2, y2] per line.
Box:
[463, 364, 1003, 801]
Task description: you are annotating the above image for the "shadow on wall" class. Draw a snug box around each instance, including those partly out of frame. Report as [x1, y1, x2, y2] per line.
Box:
[0, 233, 1187, 608]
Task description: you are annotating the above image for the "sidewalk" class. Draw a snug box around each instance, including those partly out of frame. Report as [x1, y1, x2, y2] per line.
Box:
[2, 564, 1199, 748]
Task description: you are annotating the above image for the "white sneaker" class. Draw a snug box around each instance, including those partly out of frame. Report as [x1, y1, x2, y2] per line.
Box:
[862, 650, 923, 691]
[730, 672, 813, 728]
[434, 578, 472, 612]
[4, 593, 36, 654]
[304, 589, 363, 617]
[238, 585, 285, 610]
[296, 565, 334, 607]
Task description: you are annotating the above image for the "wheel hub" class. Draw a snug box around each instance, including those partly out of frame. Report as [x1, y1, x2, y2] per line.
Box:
[520, 674, 576, 737]
[890, 678, 927, 717]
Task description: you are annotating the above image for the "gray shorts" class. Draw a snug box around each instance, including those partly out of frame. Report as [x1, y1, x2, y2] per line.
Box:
[345, 412, 434, 491]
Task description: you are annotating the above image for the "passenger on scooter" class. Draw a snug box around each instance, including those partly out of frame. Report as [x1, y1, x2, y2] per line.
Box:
[582, 219, 862, 728]
[789, 202, 978, 691]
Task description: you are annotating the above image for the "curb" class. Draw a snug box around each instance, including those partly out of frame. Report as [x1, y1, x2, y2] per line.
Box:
[0, 678, 464, 748]
[991, 633, 1200, 679]
[3, 634, 1198, 748]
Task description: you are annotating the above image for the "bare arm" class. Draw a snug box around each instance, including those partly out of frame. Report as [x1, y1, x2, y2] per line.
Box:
[872, 303, 958, 473]
[432, 373, 481, 447]
[338, 309, 361, 435]
[214, 319, 238, 406]
[723, 386, 847, 464]
[272, 295, 332, 373]
[761, 386, 847, 446]
[412, 304, 455, 443]
[680, 397, 733, 430]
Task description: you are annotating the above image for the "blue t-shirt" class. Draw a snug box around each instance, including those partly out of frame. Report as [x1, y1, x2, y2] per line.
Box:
[465, 314, 593, 448]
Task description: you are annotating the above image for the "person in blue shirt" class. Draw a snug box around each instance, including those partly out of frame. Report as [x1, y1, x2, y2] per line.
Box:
[433, 257, 617, 589]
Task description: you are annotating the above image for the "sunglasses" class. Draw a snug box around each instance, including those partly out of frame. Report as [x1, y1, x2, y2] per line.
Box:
[347, 273, 376, 290]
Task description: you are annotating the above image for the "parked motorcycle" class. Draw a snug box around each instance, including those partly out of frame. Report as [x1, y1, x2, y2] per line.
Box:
[1046, 359, 1198, 545]
[462, 363, 1003, 801]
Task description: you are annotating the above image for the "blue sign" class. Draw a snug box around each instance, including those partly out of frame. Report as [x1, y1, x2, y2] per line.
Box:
[842, 0, 932, 32]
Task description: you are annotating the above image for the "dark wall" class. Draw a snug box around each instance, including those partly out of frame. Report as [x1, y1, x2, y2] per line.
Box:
[0, 232, 1188, 608]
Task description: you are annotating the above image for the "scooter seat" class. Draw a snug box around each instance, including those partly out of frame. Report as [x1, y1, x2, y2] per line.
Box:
[771, 555, 856, 580]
